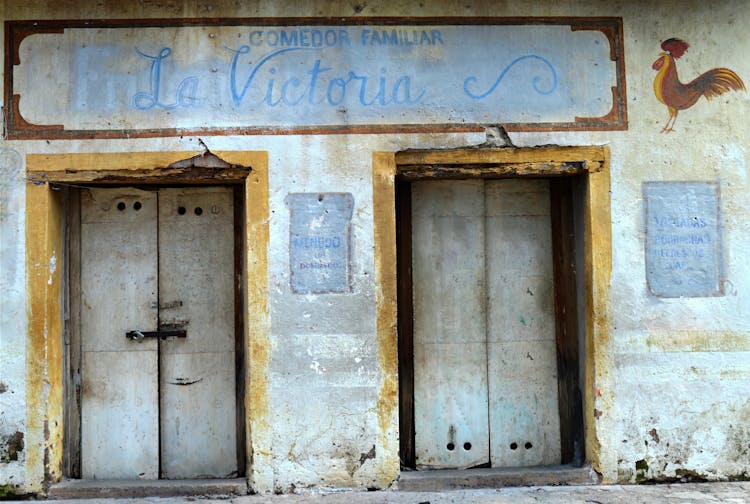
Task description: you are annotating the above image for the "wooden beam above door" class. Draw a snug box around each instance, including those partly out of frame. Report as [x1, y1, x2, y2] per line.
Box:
[395, 146, 607, 172]
[396, 161, 586, 180]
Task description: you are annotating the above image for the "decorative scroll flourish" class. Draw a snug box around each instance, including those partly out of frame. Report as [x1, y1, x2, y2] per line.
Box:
[463, 54, 558, 100]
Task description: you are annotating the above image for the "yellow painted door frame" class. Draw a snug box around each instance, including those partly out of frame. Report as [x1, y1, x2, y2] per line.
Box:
[24, 151, 270, 492]
[372, 146, 612, 475]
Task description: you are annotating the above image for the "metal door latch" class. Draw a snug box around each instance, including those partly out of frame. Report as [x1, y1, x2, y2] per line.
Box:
[126, 329, 187, 341]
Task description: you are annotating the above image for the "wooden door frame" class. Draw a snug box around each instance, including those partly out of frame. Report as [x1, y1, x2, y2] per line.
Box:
[24, 151, 269, 489]
[372, 146, 612, 472]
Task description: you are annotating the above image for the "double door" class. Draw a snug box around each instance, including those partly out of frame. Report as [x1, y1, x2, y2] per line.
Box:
[411, 179, 562, 469]
[79, 187, 238, 479]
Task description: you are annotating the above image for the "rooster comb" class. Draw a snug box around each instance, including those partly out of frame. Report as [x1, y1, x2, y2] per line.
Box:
[661, 38, 689, 59]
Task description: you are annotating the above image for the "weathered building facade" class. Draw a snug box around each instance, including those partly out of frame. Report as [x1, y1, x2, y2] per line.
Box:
[1, 0, 749, 497]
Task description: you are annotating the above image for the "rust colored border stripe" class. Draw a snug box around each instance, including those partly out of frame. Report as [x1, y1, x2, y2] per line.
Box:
[6, 17, 627, 139]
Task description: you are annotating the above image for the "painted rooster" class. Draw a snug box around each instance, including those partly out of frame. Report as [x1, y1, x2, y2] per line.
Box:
[653, 38, 745, 132]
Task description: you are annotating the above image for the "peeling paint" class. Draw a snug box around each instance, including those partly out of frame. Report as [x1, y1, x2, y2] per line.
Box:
[372, 152, 401, 488]
[46, 254, 56, 285]
[359, 445, 376, 465]
[0, 431, 25, 462]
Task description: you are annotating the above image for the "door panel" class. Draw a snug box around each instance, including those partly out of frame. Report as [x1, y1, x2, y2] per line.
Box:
[412, 180, 490, 469]
[411, 179, 561, 470]
[158, 188, 237, 478]
[485, 180, 560, 467]
[80, 188, 159, 479]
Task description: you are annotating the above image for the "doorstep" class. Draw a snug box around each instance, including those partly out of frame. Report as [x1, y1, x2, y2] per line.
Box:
[397, 464, 600, 491]
[48, 478, 248, 499]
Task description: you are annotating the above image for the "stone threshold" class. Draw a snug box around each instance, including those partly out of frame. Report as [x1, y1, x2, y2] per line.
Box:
[397, 464, 600, 491]
[48, 478, 248, 499]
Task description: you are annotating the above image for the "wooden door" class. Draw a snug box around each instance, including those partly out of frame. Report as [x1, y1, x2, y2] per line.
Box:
[79, 187, 237, 479]
[485, 180, 560, 467]
[412, 180, 490, 469]
[158, 188, 237, 478]
[410, 179, 560, 470]
[80, 188, 160, 479]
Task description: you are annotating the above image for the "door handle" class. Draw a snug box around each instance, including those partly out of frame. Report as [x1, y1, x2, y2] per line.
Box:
[126, 329, 187, 341]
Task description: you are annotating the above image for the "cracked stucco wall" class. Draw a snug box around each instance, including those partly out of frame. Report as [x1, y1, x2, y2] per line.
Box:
[1, 0, 749, 495]
[0, 147, 27, 496]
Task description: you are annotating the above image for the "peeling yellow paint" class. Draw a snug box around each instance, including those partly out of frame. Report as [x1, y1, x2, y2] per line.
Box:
[583, 148, 612, 479]
[372, 152, 400, 486]
[25, 182, 65, 491]
[645, 330, 750, 352]
[215, 151, 270, 490]
[26, 152, 199, 173]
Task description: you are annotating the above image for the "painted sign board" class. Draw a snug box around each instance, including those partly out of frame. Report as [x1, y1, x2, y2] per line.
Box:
[644, 182, 722, 298]
[286, 193, 353, 294]
[5, 18, 626, 139]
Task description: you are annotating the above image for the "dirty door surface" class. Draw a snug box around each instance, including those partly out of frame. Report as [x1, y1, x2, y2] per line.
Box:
[411, 179, 560, 470]
[485, 180, 560, 467]
[158, 188, 237, 478]
[412, 180, 490, 469]
[81, 188, 159, 479]
[80, 187, 237, 479]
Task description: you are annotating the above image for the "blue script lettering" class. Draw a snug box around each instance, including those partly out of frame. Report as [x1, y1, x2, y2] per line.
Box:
[463, 54, 558, 100]
[132, 47, 199, 110]
[227, 45, 425, 108]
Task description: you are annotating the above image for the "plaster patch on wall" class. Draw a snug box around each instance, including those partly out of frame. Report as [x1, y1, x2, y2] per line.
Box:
[286, 193, 354, 294]
[644, 182, 722, 297]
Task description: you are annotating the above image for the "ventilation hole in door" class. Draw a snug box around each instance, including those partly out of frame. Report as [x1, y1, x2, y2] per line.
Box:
[525, 442, 533, 449]
[463, 442, 472, 451]
[133, 201, 142, 211]
[446, 443, 455, 451]
[178, 206, 186, 215]
[194, 207, 203, 216]
[116, 202, 126, 211]
[510, 442, 518, 450]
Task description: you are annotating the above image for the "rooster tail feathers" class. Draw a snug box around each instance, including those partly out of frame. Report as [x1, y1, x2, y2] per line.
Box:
[691, 68, 747, 100]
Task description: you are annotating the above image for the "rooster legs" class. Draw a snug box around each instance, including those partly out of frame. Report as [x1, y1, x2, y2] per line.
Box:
[661, 106, 678, 133]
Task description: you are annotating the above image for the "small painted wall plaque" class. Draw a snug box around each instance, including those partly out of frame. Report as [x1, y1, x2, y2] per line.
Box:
[644, 182, 722, 297]
[286, 193, 353, 294]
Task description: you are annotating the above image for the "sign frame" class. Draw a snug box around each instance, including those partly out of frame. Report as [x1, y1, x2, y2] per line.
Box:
[4, 17, 627, 139]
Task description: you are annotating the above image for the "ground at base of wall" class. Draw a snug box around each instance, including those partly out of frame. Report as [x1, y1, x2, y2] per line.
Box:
[397, 464, 599, 491]
[13, 482, 750, 504]
[47, 478, 248, 499]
